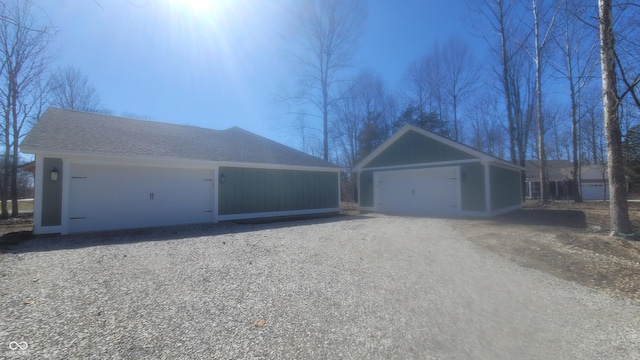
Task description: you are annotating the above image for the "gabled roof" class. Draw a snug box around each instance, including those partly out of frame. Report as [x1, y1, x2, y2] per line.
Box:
[525, 160, 573, 181]
[353, 124, 523, 172]
[20, 108, 338, 169]
[525, 161, 610, 182]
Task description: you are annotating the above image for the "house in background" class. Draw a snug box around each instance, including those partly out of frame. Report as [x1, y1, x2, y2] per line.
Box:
[20, 108, 340, 235]
[354, 125, 523, 218]
[524, 160, 612, 200]
[580, 164, 610, 200]
[525, 160, 573, 200]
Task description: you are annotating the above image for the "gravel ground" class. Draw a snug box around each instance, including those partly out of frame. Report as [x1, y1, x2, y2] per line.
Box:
[1, 214, 639, 359]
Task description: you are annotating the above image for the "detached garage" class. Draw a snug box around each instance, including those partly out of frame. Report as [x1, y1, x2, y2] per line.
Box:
[354, 125, 523, 217]
[21, 108, 340, 235]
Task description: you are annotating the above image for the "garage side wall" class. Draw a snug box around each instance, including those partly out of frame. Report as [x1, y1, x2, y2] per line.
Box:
[490, 165, 522, 212]
[460, 163, 486, 212]
[218, 167, 339, 216]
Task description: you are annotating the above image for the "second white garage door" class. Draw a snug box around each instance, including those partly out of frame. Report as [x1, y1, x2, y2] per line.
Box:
[374, 167, 460, 217]
[68, 164, 215, 233]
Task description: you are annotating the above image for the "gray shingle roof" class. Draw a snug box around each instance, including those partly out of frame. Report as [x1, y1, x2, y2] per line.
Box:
[21, 108, 338, 169]
[525, 160, 573, 181]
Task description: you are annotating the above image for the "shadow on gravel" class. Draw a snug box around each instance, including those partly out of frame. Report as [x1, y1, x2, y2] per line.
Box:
[493, 209, 587, 229]
[1, 214, 372, 255]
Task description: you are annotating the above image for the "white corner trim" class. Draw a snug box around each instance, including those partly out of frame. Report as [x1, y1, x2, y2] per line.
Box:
[216, 208, 339, 222]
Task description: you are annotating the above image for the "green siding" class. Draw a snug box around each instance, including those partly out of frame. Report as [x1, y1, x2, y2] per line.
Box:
[364, 130, 476, 169]
[359, 171, 374, 207]
[42, 157, 63, 227]
[218, 167, 339, 215]
[460, 163, 486, 212]
[490, 165, 522, 211]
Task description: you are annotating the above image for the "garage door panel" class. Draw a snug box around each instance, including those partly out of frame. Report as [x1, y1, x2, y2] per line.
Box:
[69, 164, 214, 233]
[375, 167, 460, 217]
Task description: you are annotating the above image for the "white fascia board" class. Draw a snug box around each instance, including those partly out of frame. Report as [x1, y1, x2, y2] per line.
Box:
[481, 158, 525, 171]
[362, 159, 480, 172]
[217, 207, 339, 222]
[22, 149, 340, 173]
[216, 161, 341, 173]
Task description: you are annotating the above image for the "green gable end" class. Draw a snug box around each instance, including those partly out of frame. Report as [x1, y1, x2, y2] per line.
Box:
[363, 130, 476, 169]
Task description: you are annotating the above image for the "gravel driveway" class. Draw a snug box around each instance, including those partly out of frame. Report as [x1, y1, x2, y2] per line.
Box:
[1, 214, 639, 359]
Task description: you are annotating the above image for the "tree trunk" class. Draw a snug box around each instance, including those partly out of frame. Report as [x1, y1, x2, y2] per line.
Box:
[533, 0, 550, 203]
[1, 109, 10, 219]
[10, 94, 19, 217]
[598, 0, 633, 235]
[498, 0, 517, 164]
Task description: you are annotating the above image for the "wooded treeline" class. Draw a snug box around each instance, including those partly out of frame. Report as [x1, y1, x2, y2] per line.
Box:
[282, 0, 640, 228]
[0, 1, 103, 219]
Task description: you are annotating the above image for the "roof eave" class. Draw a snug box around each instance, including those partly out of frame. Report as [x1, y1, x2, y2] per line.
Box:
[20, 147, 340, 172]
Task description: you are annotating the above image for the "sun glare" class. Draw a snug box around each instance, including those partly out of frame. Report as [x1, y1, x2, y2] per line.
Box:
[168, 0, 228, 18]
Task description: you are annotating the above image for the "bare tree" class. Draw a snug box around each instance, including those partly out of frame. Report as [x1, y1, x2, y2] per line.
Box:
[551, 0, 600, 202]
[527, 0, 558, 203]
[0, 0, 55, 218]
[333, 69, 392, 171]
[283, 0, 366, 161]
[399, 43, 450, 137]
[49, 65, 102, 112]
[466, 86, 507, 158]
[598, 0, 633, 235]
[581, 86, 606, 164]
[441, 37, 481, 141]
[468, 0, 522, 164]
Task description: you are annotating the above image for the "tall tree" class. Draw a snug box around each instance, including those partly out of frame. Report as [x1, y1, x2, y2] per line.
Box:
[333, 70, 392, 171]
[468, 0, 519, 164]
[441, 37, 481, 141]
[49, 65, 102, 112]
[551, 0, 599, 203]
[598, 0, 633, 235]
[528, 0, 558, 203]
[284, 0, 366, 161]
[399, 44, 450, 138]
[0, 0, 55, 218]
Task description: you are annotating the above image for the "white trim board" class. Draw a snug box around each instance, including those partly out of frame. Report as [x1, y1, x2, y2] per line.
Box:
[217, 208, 339, 222]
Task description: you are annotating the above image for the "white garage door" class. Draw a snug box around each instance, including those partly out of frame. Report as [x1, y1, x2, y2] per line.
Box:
[68, 164, 214, 233]
[581, 183, 609, 200]
[375, 167, 460, 217]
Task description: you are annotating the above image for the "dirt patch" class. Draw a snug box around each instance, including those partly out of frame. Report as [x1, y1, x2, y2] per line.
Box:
[0, 214, 33, 251]
[460, 200, 640, 303]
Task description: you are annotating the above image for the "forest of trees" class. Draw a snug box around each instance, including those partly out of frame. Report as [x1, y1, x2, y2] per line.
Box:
[282, 0, 640, 234]
[0, 1, 102, 219]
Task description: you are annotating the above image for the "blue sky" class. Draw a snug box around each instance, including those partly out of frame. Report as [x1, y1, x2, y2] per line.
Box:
[40, 0, 481, 149]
